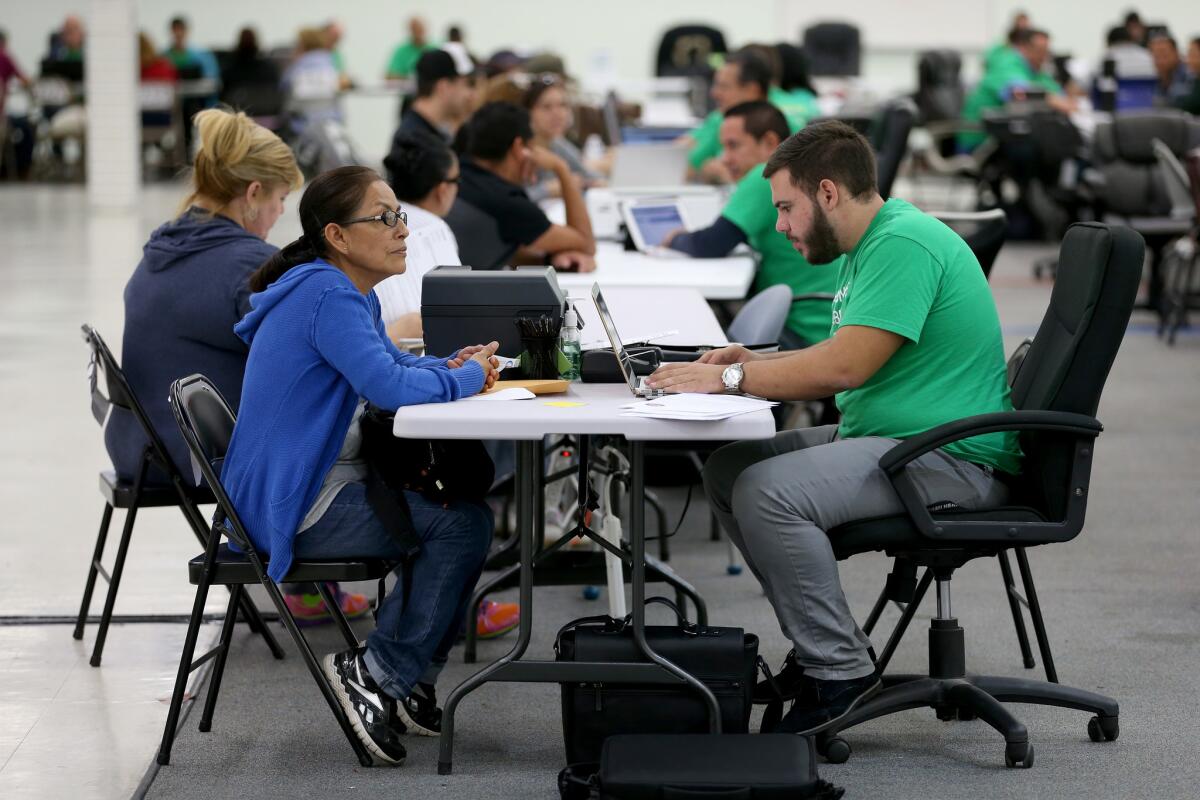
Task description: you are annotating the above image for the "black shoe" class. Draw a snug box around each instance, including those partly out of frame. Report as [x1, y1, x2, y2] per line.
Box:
[773, 672, 882, 735]
[754, 651, 808, 704]
[393, 682, 442, 737]
[323, 648, 407, 765]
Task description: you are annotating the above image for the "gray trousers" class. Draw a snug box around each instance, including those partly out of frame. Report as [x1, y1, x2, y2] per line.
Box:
[703, 425, 1009, 681]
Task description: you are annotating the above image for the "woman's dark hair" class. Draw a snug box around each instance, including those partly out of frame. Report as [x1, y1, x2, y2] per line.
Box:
[249, 166, 380, 292]
[383, 131, 455, 202]
[775, 43, 815, 95]
[235, 27, 259, 58]
[522, 73, 563, 110]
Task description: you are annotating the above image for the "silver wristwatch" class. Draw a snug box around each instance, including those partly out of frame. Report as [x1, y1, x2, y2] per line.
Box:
[721, 363, 745, 393]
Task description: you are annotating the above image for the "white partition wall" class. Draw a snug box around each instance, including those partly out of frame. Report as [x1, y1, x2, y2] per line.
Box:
[85, 0, 139, 209]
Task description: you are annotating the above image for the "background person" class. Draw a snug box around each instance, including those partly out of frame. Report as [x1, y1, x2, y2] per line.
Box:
[522, 73, 601, 201]
[386, 16, 437, 80]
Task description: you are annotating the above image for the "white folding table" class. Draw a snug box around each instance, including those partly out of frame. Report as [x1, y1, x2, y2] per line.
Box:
[553, 241, 756, 301]
[392, 383, 775, 773]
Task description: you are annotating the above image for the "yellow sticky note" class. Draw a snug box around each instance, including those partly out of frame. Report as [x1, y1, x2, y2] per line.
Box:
[544, 401, 586, 408]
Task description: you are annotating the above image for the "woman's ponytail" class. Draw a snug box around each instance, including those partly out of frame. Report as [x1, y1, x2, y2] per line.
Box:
[249, 236, 317, 292]
[245, 165, 381, 293]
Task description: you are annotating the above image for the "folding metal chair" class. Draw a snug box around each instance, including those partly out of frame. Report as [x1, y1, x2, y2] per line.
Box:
[157, 374, 394, 767]
[75, 325, 282, 666]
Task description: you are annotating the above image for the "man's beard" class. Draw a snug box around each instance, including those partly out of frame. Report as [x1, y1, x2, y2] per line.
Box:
[796, 203, 842, 265]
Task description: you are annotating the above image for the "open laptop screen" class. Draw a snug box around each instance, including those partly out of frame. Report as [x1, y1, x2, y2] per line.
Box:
[591, 284, 639, 393]
[628, 204, 684, 248]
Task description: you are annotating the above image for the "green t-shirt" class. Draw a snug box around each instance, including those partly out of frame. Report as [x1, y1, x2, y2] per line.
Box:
[830, 198, 1022, 474]
[387, 40, 437, 78]
[721, 163, 840, 344]
[768, 86, 820, 131]
[688, 93, 811, 170]
[331, 49, 345, 72]
[960, 47, 1062, 151]
[687, 110, 723, 169]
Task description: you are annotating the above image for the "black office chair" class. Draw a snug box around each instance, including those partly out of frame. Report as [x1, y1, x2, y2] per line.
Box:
[654, 24, 727, 78]
[801, 22, 861, 78]
[1085, 110, 1200, 304]
[815, 222, 1141, 768]
[932, 209, 1009, 279]
[157, 374, 395, 768]
[75, 325, 281, 666]
[870, 98, 917, 200]
[445, 197, 517, 269]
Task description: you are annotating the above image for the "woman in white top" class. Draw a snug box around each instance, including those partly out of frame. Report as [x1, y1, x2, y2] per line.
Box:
[376, 131, 463, 342]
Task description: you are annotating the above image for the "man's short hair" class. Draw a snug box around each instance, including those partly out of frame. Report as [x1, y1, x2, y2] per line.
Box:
[763, 120, 877, 200]
[459, 101, 532, 161]
[1149, 33, 1178, 51]
[727, 49, 773, 96]
[1107, 26, 1133, 46]
[1011, 28, 1048, 48]
[416, 49, 461, 98]
[170, 16, 187, 30]
[724, 101, 789, 145]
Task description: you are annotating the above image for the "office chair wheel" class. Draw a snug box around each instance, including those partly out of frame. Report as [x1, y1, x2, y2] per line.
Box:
[935, 704, 957, 721]
[582, 586, 601, 601]
[1004, 741, 1034, 769]
[726, 564, 743, 575]
[1087, 715, 1119, 742]
[817, 735, 851, 764]
[956, 707, 977, 722]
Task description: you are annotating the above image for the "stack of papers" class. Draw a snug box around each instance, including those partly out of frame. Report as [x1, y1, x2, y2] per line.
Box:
[620, 393, 777, 421]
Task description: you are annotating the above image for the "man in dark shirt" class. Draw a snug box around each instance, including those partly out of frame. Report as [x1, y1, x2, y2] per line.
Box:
[391, 49, 470, 146]
[448, 101, 595, 269]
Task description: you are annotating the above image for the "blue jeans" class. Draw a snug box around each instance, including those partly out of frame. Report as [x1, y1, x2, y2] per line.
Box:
[292, 482, 493, 699]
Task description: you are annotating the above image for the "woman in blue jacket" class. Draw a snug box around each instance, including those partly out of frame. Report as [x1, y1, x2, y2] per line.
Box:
[221, 165, 498, 766]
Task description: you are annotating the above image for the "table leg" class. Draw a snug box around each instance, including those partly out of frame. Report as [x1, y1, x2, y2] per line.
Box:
[439, 439, 542, 775]
[627, 440, 722, 733]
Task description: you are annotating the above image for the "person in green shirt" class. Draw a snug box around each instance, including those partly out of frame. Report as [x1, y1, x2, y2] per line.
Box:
[386, 17, 437, 80]
[982, 11, 1031, 72]
[649, 121, 1020, 734]
[684, 49, 775, 183]
[665, 101, 838, 346]
[960, 27, 1075, 152]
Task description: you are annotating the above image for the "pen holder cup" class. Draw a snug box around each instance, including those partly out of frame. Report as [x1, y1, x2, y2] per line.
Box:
[520, 335, 565, 379]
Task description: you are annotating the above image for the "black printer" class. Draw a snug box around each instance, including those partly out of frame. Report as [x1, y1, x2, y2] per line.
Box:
[421, 266, 568, 361]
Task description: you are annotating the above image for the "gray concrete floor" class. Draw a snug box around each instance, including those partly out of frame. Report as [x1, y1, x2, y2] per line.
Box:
[1, 183, 1198, 798]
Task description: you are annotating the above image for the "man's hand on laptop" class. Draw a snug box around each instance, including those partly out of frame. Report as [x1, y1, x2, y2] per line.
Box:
[645, 361, 725, 394]
[697, 344, 761, 366]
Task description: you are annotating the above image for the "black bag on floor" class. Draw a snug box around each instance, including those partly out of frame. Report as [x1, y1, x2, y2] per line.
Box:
[555, 598, 758, 764]
[558, 734, 844, 800]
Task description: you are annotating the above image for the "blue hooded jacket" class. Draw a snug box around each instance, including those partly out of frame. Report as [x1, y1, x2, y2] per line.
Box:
[220, 259, 485, 581]
[105, 209, 276, 483]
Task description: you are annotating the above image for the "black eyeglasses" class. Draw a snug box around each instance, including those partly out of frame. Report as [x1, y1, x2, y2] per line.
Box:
[338, 209, 408, 228]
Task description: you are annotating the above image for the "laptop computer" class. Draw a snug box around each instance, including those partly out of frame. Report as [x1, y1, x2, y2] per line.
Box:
[610, 142, 690, 188]
[591, 283, 669, 398]
[620, 201, 690, 258]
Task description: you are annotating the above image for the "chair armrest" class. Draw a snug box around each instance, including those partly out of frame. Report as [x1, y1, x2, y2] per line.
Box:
[878, 410, 1102, 474]
[878, 410, 1103, 544]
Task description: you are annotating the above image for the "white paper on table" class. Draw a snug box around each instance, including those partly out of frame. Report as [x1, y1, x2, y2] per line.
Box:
[466, 388, 538, 402]
[619, 392, 777, 420]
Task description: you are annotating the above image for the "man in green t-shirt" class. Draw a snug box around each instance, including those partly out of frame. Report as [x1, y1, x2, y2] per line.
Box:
[666, 101, 837, 346]
[960, 27, 1075, 151]
[386, 17, 437, 80]
[683, 50, 776, 183]
[648, 121, 1021, 734]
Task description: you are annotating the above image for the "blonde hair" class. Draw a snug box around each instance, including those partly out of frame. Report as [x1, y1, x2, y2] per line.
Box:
[182, 108, 303, 214]
[296, 27, 326, 54]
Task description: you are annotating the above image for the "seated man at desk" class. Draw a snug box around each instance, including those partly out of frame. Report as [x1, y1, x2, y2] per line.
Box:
[448, 101, 595, 271]
[684, 49, 804, 184]
[959, 27, 1075, 152]
[648, 121, 1021, 734]
[665, 101, 838, 347]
